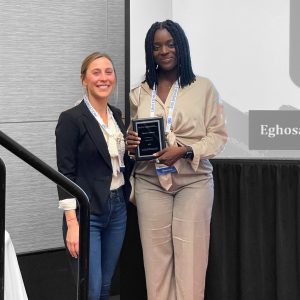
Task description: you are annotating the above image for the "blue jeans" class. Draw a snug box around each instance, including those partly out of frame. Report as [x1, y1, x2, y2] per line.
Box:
[63, 186, 127, 300]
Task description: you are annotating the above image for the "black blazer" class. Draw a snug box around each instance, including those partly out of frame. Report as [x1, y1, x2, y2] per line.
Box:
[55, 100, 132, 215]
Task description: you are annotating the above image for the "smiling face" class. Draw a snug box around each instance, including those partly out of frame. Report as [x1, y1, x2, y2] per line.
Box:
[153, 28, 177, 72]
[82, 56, 116, 103]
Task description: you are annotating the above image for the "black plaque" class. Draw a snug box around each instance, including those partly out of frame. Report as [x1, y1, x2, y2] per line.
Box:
[132, 117, 165, 160]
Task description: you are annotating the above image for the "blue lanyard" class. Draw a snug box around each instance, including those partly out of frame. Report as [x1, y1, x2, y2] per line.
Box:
[83, 95, 125, 169]
[150, 81, 179, 133]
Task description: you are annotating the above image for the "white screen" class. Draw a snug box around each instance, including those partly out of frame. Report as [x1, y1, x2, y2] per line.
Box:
[131, 1, 300, 158]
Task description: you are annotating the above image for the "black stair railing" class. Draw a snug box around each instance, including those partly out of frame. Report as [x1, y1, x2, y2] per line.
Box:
[0, 130, 90, 300]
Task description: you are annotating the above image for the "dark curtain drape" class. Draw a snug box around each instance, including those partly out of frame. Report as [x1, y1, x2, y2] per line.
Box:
[120, 159, 300, 300]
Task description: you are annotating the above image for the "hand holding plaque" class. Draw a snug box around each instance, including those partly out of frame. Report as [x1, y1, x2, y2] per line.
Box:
[132, 117, 166, 160]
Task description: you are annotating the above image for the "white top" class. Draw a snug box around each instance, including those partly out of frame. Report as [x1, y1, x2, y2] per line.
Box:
[5, 231, 28, 300]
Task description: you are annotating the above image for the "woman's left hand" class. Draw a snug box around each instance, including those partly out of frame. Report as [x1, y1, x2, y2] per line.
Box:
[126, 130, 140, 153]
[153, 147, 186, 166]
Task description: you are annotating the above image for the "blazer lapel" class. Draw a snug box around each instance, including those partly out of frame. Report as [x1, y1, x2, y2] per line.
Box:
[109, 104, 126, 137]
[79, 101, 112, 170]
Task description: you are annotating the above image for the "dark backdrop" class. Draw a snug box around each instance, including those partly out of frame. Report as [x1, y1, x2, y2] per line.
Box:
[120, 159, 300, 300]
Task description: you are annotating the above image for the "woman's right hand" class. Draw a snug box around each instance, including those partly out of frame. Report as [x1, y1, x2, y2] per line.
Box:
[126, 130, 140, 153]
[65, 211, 79, 258]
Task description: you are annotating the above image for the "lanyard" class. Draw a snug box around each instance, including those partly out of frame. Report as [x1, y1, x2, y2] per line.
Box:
[150, 81, 179, 133]
[83, 95, 125, 169]
[83, 95, 115, 137]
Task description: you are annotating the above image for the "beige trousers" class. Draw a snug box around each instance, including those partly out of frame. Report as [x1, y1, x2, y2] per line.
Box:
[135, 175, 214, 300]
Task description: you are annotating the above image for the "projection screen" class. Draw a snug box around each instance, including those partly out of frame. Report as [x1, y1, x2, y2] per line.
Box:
[130, 0, 300, 159]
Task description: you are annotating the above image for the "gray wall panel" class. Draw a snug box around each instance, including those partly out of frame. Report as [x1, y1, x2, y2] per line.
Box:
[107, 0, 125, 111]
[0, 0, 125, 253]
[0, 122, 62, 253]
[0, 1, 109, 123]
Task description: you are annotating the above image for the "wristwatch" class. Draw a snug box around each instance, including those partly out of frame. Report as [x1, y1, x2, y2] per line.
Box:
[184, 146, 194, 160]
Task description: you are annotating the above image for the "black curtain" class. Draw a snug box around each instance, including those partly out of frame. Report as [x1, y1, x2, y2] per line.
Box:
[120, 159, 300, 300]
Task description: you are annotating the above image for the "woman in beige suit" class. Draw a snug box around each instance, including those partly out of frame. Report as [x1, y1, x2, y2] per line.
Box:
[127, 20, 227, 300]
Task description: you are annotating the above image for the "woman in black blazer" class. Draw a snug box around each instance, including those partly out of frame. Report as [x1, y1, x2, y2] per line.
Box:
[55, 52, 131, 300]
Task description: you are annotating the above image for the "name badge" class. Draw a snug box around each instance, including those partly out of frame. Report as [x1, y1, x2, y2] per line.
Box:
[156, 165, 177, 176]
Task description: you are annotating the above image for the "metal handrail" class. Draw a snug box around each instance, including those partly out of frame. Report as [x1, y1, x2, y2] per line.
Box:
[0, 130, 90, 300]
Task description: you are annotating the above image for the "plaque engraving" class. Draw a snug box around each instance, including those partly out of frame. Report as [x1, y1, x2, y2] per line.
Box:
[132, 117, 165, 160]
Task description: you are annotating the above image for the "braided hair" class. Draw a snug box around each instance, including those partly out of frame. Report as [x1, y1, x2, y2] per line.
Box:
[144, 19, 196, 89]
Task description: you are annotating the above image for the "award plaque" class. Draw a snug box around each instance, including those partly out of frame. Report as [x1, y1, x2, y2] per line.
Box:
[132, 117, 166, 160]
